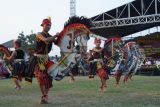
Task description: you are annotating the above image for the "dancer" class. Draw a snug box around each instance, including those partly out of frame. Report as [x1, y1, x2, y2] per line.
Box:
[89, 38, 109, 92]
[3, 39, 25, 90]
[34, 17, 59, 104]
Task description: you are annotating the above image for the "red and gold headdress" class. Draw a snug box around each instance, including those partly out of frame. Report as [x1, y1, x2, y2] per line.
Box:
[94, 38, 101, 44]
[41, 16, 52, 26]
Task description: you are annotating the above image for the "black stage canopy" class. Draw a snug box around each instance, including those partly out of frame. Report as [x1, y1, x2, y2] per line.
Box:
[90, 0, 160, 37]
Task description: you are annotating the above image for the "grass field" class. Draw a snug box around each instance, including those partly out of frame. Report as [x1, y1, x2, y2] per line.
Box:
[0, 76, 160, 107]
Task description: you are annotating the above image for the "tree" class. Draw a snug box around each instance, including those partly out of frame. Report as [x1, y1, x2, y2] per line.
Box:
[18, 31, 36, 52]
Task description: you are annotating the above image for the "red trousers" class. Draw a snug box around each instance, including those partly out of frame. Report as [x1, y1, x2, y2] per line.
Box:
[97, 68, 108, 80]
[35, 60, 54, 89]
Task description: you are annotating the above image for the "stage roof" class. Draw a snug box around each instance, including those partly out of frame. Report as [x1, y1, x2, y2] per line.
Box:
[90, 0, 160, 37]
[1, 40, 13, 48]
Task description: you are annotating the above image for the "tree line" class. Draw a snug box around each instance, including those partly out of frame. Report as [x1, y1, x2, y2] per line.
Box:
[18, 31, 36, 52]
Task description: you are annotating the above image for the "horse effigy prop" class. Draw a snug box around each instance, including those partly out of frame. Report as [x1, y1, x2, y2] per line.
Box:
[103, 37, 125, 86]
[0, 45, 13, 72]
[48, 16, 92, 81]
[103, 38, 124, 74]
[123, 41, 145, 83]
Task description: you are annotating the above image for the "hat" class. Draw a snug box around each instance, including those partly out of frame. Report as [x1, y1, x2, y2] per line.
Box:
[41, 17, 52, 26]
[94, 38, 101, 44]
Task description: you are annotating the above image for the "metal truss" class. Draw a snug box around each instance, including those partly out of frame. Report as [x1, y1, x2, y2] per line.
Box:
[92, 14, 160, 29]
[91, 0, 160, 29]
[70, 0, 76, 17]
[90, 34, 107, 41]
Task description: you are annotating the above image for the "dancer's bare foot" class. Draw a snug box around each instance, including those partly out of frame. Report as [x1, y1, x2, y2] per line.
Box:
[129, 76, 133, 81]
[98, 86, 103, 92]
[17, 86, 21, 90]
[102, 86, 107, 92]
[114, 83, 119, 87]
[123, 79, 128, 84]
[40, 95, 48, 104]
[14, 85, 17, 89]
[69, 78, 75, 83]
[40, 99, 48, 104]
[14, 85, 21, 90]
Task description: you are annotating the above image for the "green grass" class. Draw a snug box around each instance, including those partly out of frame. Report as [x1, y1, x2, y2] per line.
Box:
[0, 76, 160, 107]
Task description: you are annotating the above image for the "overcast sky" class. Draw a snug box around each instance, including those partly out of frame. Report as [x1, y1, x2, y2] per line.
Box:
[0, 0, 135, 56]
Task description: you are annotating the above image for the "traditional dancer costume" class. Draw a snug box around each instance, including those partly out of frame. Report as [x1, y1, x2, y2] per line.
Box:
[12, 48, 25, 81]
[34, 31, 54, 90]
[25, 17, 58, 104]
[89, 38, 109, 92]
[4, 39, 25, 89]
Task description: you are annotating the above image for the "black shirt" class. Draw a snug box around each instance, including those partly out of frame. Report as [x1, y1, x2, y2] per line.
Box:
[15, 49, 24, 59]
[35, 32, 53, 54]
